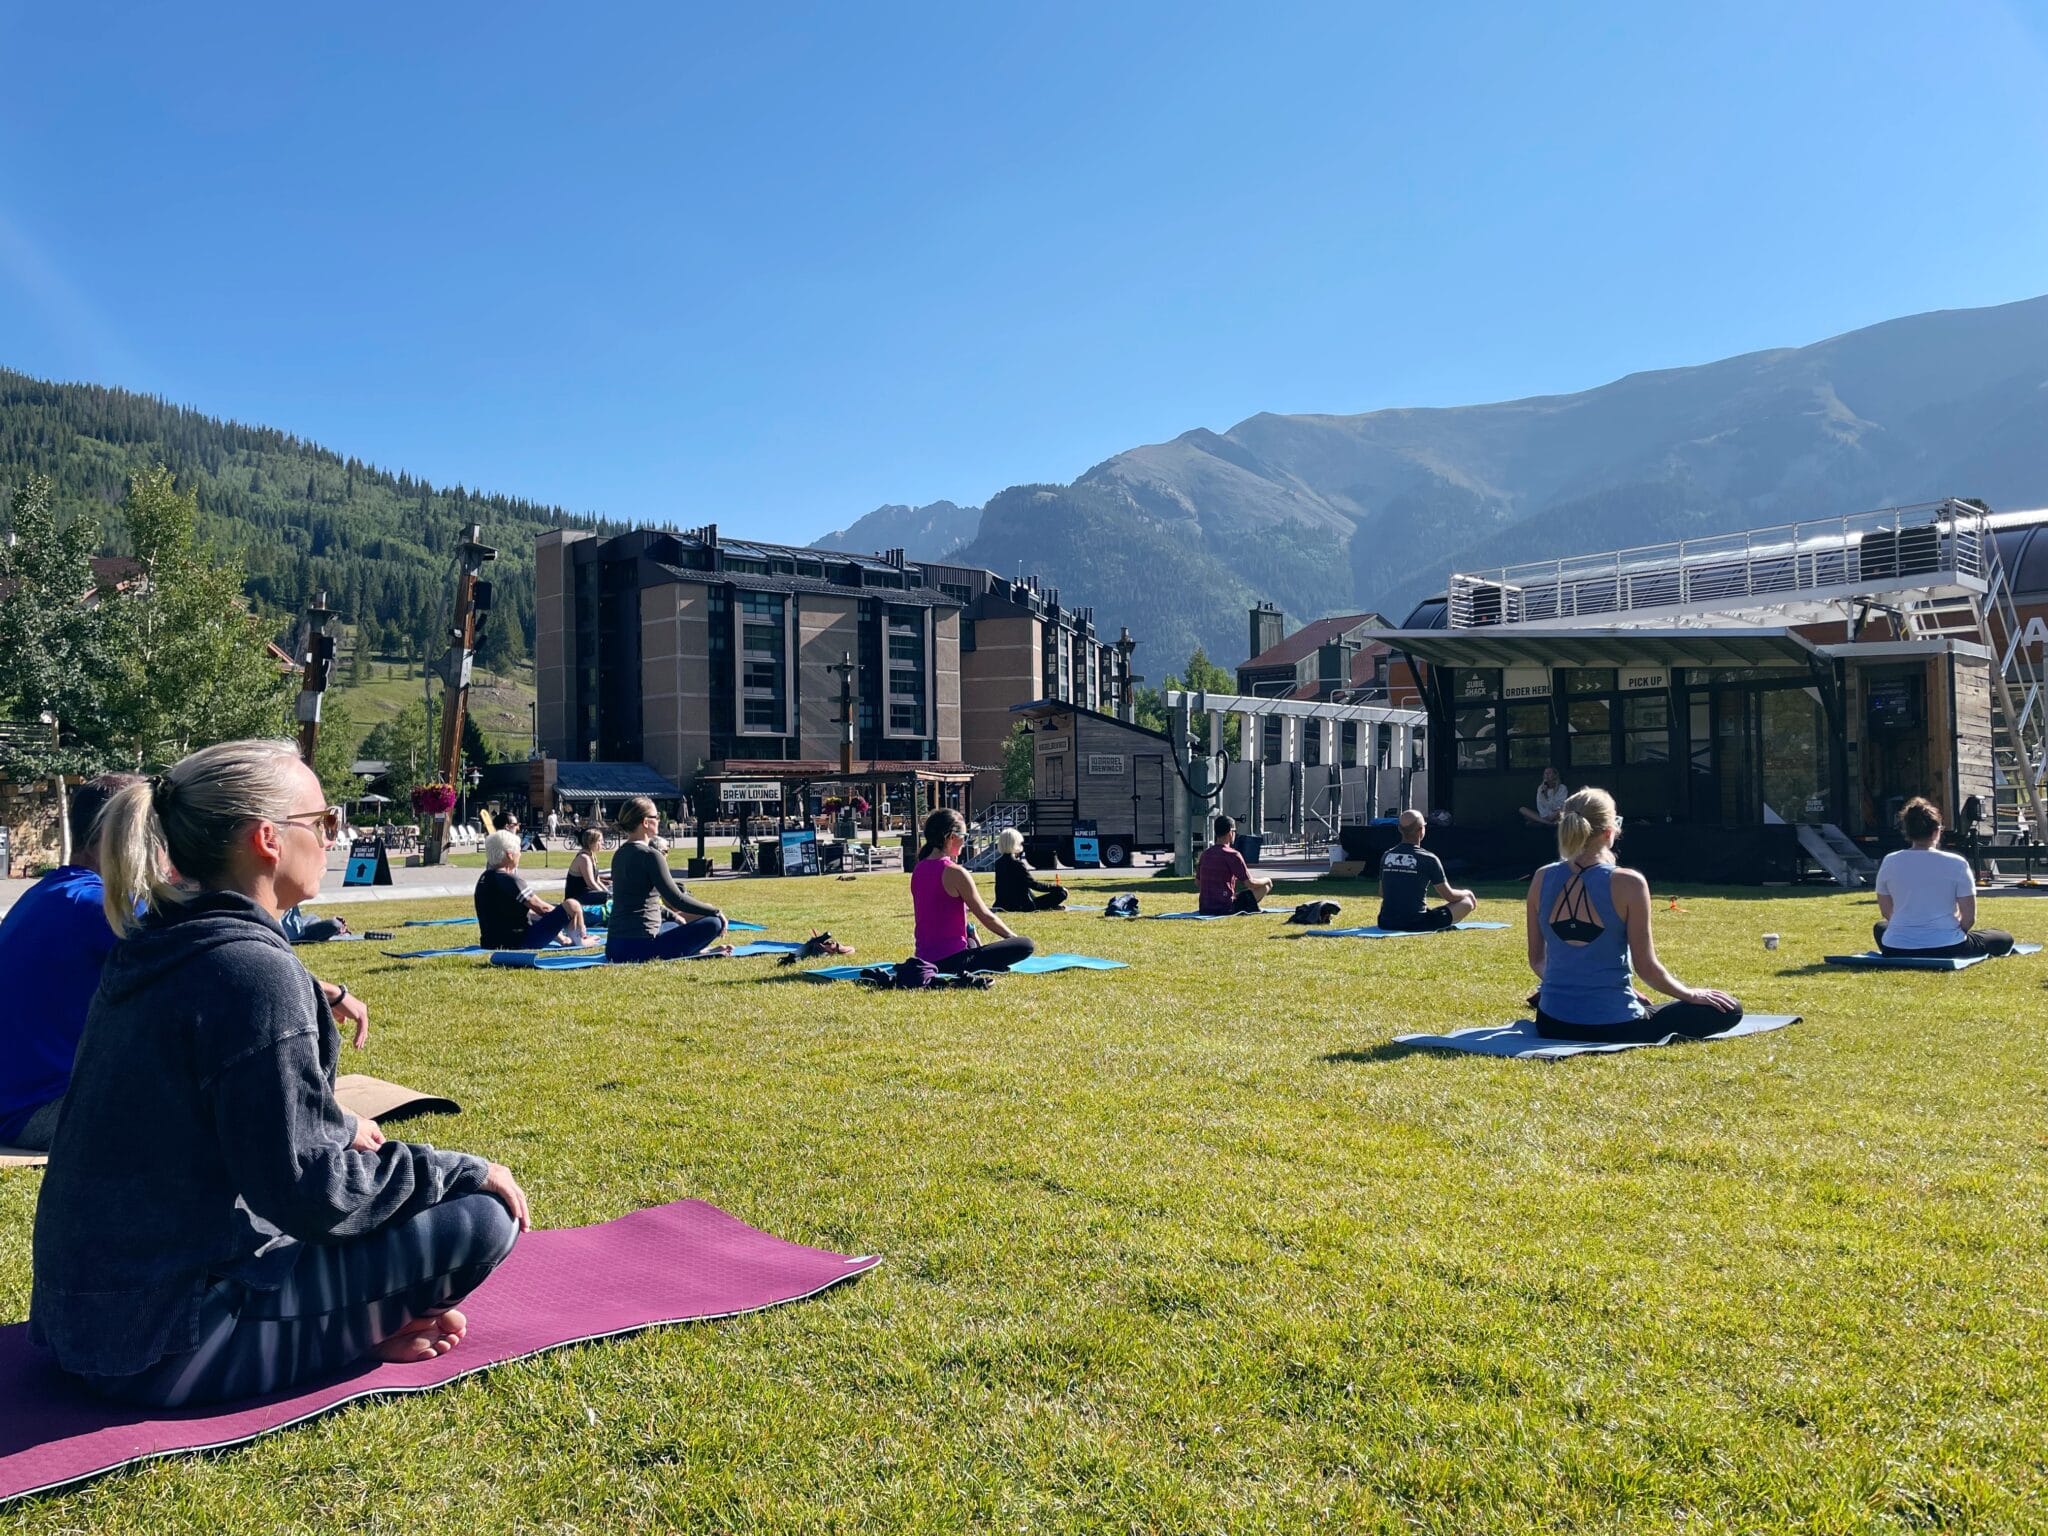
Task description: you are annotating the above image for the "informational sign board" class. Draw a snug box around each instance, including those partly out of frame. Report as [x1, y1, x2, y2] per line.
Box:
[1087, 753, 1126, 776]
[0, 826, 10, 877]
[722, 780, 782, 804]
[1621, 667, 1669, 692]
[779, 829, 819, 876]
[343, 838, 393, 887]
[1071, 819, 1101, 868]
[1503, 667, 1550, 699]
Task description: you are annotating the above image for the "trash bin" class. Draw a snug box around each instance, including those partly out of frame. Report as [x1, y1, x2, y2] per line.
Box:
[1238, 833, 1265, 864]
[756, 838, 783, 877]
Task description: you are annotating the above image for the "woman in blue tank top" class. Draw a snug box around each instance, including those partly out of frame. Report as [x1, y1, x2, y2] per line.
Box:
[1524, 787, 1741, 1042]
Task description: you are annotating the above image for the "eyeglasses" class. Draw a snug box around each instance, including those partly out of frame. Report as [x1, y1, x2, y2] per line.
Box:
[278, 807, 343, 844]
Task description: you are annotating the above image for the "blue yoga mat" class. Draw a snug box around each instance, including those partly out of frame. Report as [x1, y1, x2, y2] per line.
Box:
[398, 917, 765, 933]
[802, 953, 1126, 983]
[1392, 1014, 1801, 1059]
[489, 939, 806, 970]
[490, 949, 609, 970]
[382, 944, 489, 959]
[1302, 921, 1511, 939]
[1144, 909, 1284, 921]
[1822, 941, 2038, 970]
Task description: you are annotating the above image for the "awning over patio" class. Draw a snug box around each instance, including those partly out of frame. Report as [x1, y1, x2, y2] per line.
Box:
[551, 761, 686, 801]
[703, 759, 982, 786]
[1361, 626, 1823, 671]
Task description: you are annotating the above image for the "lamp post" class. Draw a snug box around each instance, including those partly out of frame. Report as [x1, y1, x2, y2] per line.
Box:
[37, 710, 68, 867]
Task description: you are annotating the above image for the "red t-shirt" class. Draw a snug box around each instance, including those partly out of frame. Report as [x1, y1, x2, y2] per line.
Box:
[1196, 843, 1251, 913]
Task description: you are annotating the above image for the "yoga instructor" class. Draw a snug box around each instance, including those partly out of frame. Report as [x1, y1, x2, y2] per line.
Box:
[31, 739, 528, 1408]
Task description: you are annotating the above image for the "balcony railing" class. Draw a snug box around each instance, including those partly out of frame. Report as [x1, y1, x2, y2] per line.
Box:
[1447, 500, 1987, 628]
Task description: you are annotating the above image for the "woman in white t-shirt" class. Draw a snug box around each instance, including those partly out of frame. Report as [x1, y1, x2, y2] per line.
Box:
[1872, 798, 2013, 958]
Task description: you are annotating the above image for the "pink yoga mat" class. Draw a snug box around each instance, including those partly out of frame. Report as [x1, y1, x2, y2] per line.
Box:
[0, 1200, 879, 1504]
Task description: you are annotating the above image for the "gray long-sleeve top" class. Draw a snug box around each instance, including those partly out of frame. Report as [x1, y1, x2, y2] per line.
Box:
[606, 839, 718, 942]
[30, 892, 488, 1378]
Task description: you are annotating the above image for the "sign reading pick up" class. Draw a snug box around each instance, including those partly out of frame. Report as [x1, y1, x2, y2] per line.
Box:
[721, 780, 781, 804]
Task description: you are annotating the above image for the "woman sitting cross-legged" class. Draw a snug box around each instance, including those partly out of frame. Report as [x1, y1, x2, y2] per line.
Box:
[563, 826, 613, 929]
[912, 809, 1037, 973]
[30, 740, 530, 1408]
[1523, 787, 1742, 1043]
[605, 795, 731, 963]
[992, 827, 1068, 912]
[1872, 796, 2013, 958]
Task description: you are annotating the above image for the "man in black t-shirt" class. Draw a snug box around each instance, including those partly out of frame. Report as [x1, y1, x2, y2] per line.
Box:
[1376, 809, 1477, 932]
[474, 831, 588, 949]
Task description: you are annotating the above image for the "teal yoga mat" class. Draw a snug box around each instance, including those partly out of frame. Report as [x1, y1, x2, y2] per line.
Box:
[489, 940, 805, 970]
[1822, 941, 2039, 970]
[801, 953, 1125, 982]
[1302, 921, 1510, 939]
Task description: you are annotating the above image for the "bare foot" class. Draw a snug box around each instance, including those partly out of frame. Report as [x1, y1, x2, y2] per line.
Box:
[372, 1307, 468, 1364]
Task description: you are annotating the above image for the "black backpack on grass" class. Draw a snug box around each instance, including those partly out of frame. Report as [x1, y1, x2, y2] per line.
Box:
[1287, 900, 1343, 925]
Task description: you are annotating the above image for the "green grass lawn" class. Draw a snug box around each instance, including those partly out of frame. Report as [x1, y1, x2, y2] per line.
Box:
[3, 875, 2046, 1532]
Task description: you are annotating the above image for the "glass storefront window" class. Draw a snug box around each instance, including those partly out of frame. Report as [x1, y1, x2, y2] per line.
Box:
[1455, 704, 1498, 770]
[1568, 699, 1612, 766]
[1506, 702, 1550, 770]
[1624, 694, 1670, 764]
[1760, 688, 1830, 824]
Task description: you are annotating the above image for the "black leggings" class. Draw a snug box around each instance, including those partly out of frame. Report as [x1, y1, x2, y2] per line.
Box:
[83, 1192, 518, 1408]
[1535, 997, 1745, 1043]
[932, 936, 1037, 974]
[1873, 923, 2013, 958]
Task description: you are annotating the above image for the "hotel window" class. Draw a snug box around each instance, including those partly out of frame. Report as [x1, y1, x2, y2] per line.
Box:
[885, 604, 926, 737]
[1624, 694, 1671, 763]
[1303, 720, 1322, 767]
[1455, 704, 1499, 770]
[737, 592, 787, 734]
[1340, 723, 1358, 767]
[1263, 716, 1282, 765]
[1506, 702, 1551, 770]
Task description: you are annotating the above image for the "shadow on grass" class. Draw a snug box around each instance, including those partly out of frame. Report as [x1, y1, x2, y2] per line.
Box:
[1321, 1041, 1454, 1065]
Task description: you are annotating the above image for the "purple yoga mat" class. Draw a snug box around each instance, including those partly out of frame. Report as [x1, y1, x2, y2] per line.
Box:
[0, 1200, 879, 1504]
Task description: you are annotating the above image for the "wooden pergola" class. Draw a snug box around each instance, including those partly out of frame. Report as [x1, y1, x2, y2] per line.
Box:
[701, 758, 984, 844]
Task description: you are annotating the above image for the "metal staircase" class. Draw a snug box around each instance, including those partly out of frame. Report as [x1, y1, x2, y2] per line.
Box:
[1794, 823, 1880, 888]
[1888, 504, 2048, 839]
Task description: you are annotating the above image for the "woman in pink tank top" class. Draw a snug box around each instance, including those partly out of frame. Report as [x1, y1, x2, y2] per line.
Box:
[910, 810, 1036, 974]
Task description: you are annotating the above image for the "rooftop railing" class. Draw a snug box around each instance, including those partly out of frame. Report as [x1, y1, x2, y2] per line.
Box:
[1446, 500, 1987, 628]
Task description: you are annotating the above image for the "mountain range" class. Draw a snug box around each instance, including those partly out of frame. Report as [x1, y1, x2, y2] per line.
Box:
[820, 294, 2048, 669]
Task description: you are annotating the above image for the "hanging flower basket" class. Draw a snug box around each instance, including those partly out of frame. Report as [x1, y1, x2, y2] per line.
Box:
[411, 783, 457, 817]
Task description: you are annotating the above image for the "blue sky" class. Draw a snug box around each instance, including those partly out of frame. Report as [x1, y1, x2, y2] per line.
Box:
[2, 2, 2045, 543]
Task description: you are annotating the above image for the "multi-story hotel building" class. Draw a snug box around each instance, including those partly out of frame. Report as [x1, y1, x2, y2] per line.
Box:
[535, 525, 1134, 803]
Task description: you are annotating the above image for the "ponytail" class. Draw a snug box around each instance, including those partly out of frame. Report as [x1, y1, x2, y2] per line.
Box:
[99, 739, 304, 938]
[1555, 786, 1617, 862]
[919, 808, 966, 863]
